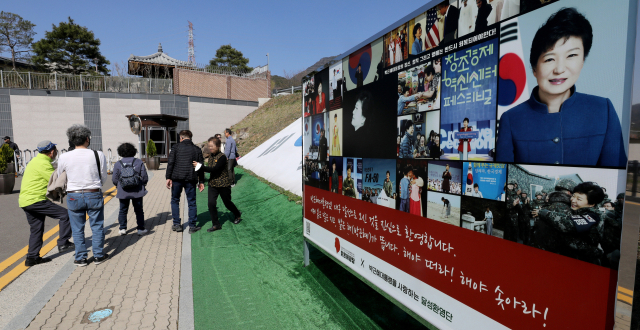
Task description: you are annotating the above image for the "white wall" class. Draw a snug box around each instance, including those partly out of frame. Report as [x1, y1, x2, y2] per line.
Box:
[10, 95, 84, 152]
[100, 98, 161, 156]
[189, 102, 257, 143]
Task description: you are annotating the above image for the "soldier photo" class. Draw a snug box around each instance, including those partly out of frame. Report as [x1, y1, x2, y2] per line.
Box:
[504, 181, 520, 242]
[530, 179, 576, 254]
[519, 191, 532, 245]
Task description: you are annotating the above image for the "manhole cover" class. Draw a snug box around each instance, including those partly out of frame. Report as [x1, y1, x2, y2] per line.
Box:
[81, 307, 114, 324]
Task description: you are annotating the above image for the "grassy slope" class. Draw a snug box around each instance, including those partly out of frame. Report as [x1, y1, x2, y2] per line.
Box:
[231, 93, 301, 155]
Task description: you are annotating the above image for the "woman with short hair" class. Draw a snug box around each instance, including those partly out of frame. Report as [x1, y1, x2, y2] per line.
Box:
[194, 137, 242, 232]
[112, 142, 148, 236]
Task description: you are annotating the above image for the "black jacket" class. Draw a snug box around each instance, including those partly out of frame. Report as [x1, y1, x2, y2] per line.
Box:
[442, 5, 459, 44]
[165, 139, 204, 183]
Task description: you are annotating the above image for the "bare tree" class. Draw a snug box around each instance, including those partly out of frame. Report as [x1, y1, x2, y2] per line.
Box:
[0, 12, 36, 70]
[282, 68, 304, 88]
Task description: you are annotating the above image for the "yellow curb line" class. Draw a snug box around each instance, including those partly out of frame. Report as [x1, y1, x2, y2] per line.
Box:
[625, 201, 640, 206]
[0, 185, 118, 292]
[618, 292, 634, 304]
[619, 286, 634, 296]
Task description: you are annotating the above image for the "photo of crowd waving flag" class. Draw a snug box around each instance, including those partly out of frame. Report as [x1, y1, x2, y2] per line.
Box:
[303, 0, 636, 328]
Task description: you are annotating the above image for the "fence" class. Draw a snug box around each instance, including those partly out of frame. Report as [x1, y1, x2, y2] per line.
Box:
[272, 85, 302, 96]
[0, 71, 173, 94]
[184, 63, 270, 80]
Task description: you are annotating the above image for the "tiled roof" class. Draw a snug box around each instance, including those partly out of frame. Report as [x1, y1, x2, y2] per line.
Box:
[128, 43, 194, 67]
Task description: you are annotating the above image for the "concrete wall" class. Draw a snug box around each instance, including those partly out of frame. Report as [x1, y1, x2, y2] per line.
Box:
[10, 93, 84, 153]
[100, 97, 161, 156]
[1, 88, 258, 160]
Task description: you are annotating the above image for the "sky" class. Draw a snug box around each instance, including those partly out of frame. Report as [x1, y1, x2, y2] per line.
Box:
[0, 0, 434, 77]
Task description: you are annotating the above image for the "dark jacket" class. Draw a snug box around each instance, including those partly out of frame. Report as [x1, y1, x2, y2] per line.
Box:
[442, 5, 460, 44]
[112, 157, 148, 199]
[319, 136, 328, 162]
[496, 87, 627, 167]
[475, 4, 492, 30]
[166, 139, 204, 183]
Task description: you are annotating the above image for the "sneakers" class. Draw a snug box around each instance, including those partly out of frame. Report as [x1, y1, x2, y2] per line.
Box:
[137, 229, 148, 236]
[172, 224, 183, 232]
[74, 258, 88, 267]
[207, 225, 222, 232]
[119, 229, 127, 235]
[188, 226, 202, 234]
[25, 256, 52, 267]
[232, 217, 243, 225]
[58, 242, 74, 253]
[231, 184, 236, 188]
[94, 253, 110, 265]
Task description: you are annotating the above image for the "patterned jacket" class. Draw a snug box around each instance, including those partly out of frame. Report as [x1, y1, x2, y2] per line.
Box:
[202, 151, 231, 188]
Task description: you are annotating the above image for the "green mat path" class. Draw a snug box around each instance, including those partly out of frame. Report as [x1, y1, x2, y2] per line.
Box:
[191, 168, 431, 329]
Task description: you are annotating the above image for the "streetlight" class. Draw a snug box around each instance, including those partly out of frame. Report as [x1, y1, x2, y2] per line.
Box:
[266, 53, 269, 71]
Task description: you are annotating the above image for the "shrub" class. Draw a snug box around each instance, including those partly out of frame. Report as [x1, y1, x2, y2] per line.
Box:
[146, 140, 157, 157]
[0, 144, 13, 173]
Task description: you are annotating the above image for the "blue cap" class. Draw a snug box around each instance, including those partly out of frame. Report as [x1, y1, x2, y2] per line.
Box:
[37, 140, 57, 152]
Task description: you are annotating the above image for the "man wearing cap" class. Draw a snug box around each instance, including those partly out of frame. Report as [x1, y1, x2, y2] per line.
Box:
[3, 136, 20, 171]
[19, 141, 73, 267]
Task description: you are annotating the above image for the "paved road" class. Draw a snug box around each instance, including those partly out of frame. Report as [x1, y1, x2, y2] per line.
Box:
[0, 175, 114, 277]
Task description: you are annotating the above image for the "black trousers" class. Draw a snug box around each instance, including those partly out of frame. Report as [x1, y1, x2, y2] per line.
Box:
[22, 200, 72, 258]
[208, 186, 241, 226]
[227, 158, 236, 184]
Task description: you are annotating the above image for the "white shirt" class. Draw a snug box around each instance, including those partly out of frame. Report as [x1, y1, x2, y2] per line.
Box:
[57, 148, 107, 191]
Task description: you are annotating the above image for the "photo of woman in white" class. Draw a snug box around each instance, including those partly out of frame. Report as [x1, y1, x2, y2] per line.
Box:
[496, 8, 626, 167]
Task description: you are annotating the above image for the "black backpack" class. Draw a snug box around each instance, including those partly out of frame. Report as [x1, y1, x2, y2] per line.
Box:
[118, 160, 141, 189]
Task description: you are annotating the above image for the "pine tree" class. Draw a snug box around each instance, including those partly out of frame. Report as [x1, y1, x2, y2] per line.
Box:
[208, 45, 252, 71]
[0, 12, 36, 70]
[32, 17, 110, 75]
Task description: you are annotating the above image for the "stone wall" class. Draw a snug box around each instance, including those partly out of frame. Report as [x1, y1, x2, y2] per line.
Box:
[173, 68, 270, 102]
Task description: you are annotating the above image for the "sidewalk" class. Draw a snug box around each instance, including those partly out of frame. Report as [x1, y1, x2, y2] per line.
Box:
[23, 167, 183, 329]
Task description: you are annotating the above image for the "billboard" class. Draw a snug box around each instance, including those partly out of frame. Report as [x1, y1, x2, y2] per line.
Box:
[303, 0, 637, 329]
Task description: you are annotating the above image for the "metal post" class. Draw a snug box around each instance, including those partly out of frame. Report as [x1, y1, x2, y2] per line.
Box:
[303, 238, 310, 267]
[104, 76, 107, 92]
[54, 72, 57, 90]
[149, 78, 152, 93]
[128, 77, 130, 93]
[291, 86, 294, 94]
[28, 72, 31, 89]
[1, 70, 3, 88]
[633, 161, 639, 197]
[80, 74, 83, 91]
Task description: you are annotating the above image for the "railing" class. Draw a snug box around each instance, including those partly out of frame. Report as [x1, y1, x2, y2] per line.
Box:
[181, 62, 270, 80]
[273, 85, 302, 96]
[0, 71, 173, 94]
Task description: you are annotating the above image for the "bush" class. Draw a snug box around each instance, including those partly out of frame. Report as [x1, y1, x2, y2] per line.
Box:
[0, 144, 13, 173]
[146, 140, 157, 157]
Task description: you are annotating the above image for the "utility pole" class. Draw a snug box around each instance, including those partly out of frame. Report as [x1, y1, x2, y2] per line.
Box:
[266, 53, 269, 71]
[188, 21, 195, 65]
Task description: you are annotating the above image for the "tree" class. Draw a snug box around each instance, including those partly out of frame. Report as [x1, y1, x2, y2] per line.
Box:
[32, 17, 110, 75]
[208, 45, 252, 71]
[0, 12, 36, 70]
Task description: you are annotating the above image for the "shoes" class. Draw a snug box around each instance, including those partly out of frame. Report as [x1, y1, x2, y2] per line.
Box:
[189, 226, 202, 234]
[172, 224, 183, 232]
[119, 229, 127, 235]
[58, 242, 74, 253]
[232, 217, 242, 225]
[74, 258, 88, 267]
[231, 184, 236, 188]
[207, 225, 222, 232]
[94, 253, 110, 265]
[25, 256, 52, 267]
[137, 229, 148, 236]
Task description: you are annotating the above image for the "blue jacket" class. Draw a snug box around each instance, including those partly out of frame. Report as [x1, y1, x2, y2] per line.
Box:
[112, 157, 149, 199]
[400, 177, 410, 200]
[225, 136, 237, 159]
[399, 133, 414, 158]
[496, 87, 627, 167]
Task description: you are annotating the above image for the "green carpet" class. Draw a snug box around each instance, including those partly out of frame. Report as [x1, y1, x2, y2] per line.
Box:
[191, 168, 431, 330]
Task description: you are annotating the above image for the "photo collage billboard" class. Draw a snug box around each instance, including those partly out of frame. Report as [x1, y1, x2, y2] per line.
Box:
[302, 0, 636, 329]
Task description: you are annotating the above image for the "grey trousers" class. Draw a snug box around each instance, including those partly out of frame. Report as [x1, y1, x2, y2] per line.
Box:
[22, 200, 72, 258]
[227, 158, 236, 184]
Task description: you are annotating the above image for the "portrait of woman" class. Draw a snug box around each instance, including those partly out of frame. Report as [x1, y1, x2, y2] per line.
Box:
[442, 164, 452, 193]
[496, 7, 626, 167]
[315, 81, 326, 113]
[484, 206, 493, 236]
[457, 117, 473, 160]
[331, 113, 341, 155]
[410, 171, 424, 216]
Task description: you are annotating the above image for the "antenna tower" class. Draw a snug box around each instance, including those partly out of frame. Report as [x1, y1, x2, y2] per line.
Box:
[188, 21, 195, 64]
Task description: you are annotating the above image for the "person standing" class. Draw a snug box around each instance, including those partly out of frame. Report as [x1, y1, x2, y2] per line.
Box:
[399, 166, 412, 213]
[57, 125, 108, 266]
[409, 172, 424, 216]
[194, 136, 242, 232]
[166, 130, 205, 234]
[224, 128, 238, 187]
[399, 120, 415, 158]
[438, 1, 460, 44]
[3, 136, 20, 171]
[474, 0, 492, 31]
[383, 171, 393, 198]
[19, 141, 74, 266]
[112, 143, 148, 236]
[484, 206, 494, 235]
[355, 64, 364, 89]
[441, 164, 452, 193]
[331, 161, 339, 193]
[343, 166, 356, 198]
[457, 118, 473, 160]
[319, 129, 328, 162]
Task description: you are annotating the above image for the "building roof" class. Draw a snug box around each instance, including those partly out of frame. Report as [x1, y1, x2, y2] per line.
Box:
[128, 43, 194, 67]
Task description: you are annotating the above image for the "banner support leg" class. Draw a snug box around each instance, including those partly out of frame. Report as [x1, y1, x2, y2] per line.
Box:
[304, 238, 310, 267]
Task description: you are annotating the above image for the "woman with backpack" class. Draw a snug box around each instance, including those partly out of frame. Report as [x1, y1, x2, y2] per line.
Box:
[112, 142, 148, 236]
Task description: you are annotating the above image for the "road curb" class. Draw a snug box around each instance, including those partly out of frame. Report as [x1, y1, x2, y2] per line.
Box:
[179, 193, 195, 330]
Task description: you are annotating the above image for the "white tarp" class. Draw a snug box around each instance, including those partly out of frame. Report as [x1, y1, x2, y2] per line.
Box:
[238, 118, 302, 196]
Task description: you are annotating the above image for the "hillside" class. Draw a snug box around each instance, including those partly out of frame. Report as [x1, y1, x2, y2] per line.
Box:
[231, 93, 301, 154]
